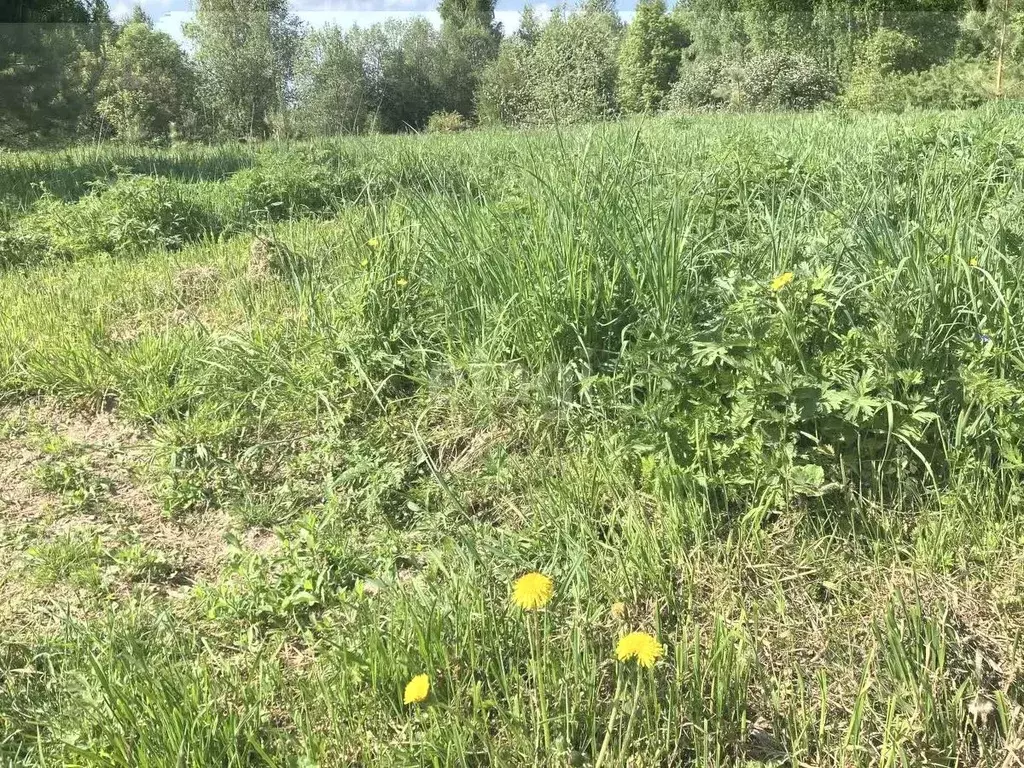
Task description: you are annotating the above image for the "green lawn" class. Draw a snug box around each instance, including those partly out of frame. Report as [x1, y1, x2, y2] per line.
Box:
[2, 110, 1024, 766]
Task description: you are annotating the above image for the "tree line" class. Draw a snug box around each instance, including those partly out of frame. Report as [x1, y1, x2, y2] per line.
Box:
[1, 0, 1021, 146]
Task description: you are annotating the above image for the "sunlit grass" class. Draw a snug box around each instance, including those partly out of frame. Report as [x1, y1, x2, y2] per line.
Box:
[1, 109, 1023, 766]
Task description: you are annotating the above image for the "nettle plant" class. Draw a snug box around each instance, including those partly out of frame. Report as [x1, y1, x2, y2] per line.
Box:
[20, 173, 213, 259]
[617, 265, 955, 513]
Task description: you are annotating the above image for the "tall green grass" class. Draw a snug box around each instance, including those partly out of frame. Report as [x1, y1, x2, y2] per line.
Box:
[2, 110, 1024, 766]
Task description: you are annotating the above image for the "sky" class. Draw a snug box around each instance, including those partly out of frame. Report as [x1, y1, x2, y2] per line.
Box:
[120, 0, 638, 42]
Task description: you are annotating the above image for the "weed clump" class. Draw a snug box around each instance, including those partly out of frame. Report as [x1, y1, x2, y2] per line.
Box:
[14, 174, 215, 262]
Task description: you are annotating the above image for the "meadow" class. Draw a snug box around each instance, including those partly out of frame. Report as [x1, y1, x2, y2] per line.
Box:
[1, 108, 1024, 766]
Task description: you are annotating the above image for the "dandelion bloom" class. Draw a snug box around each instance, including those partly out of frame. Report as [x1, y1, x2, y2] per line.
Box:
[969, 258, 979, 267]
[397, 277, 409, 287]
[512, 571, 554, 611]
[616, 632, 665, 668]
[770, 272, 795, 292]
[367, 237, 381, 248]
[403, 674, 430, 705]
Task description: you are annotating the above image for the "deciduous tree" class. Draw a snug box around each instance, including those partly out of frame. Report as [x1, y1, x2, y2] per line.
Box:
[185, 0, 301, 138]
[97, 17, 196, 140]
[617, 0, 689, 113]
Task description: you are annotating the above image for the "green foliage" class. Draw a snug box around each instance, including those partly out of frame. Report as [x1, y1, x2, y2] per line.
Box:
[0, 8, 110, 147]
[860, 27, 923, 76]
[437, 21, 500, 120]
[529, 5, 622, 123]
[5, 112, 1024, 768]
[97, 20, 197, 142]
[185, 0, 301, 139]
[356, 19, 444, 132]
[617, 0, 689, 114]
[739, 50, 838, 110]
[0, 229, 49, 270]
[33, 440, 114, 513]
[426, 111, 470, 133]
[439, 0, 497, 30]
[15, 174, 214, 261]
[959, 5, 1024, 61]
[680, 0, 747, 61]
[291, 26, 373, 137]
[845, 56, 1023, 112]
[900, 57, 993, 109]
[842, 29, 924, 110]
[663, 58, 729, 111]
[476, 38, 537, 126]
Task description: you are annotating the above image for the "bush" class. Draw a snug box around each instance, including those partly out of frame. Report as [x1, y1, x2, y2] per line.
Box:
[901, 58, 989, 110]
[426, 111, 470, 133]
[223, 156, 362, 225]
[17, 175, 215, 260]
[842, 28, 923, 111]
[739, 51, 838, 111]
[858, 28, 923, 76]
[528, 8, 621, 124]
[616, 0, 688, 114]
[476, 40, 536, 127]
[662, 58, 728, 111]
[0, 229, 48, 269]
[843, 56, 1005, 112]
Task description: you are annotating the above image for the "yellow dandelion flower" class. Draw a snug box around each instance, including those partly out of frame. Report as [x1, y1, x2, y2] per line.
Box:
[397, 277, 409, 287]
[770, 272, 795, 292]
[615, 631, 665, 669]
[403, 674, 430, 705]
[610, 601, 627, 620]
[360, 258, 369, 268]
[367, 237, 380, 248]
[969, 258, 979, 267]
[512, 571, 554, 611]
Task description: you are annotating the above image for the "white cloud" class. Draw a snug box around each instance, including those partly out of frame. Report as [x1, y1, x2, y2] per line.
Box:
[153, 10, 191, 40]
[110, 1, 133, 19]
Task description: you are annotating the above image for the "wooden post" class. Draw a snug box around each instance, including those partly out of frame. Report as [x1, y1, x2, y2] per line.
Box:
[995, 0, 1012, 99]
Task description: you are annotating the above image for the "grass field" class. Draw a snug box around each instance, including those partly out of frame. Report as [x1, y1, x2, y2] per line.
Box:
[2, 109, 1024, 766]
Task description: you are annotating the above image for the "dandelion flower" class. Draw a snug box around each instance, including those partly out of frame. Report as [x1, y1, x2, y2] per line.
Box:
[367, 237, 380, 248]
[403, 674, 430, 705]
[969, 258, 979, 267]
[615, 631, 664, 668]
[512, 571, 554, 611]
[360, 258, 369, 268]
[770, 272, 795, 292]
[610, 602, 627, 620]
[397, 277, 409, 287]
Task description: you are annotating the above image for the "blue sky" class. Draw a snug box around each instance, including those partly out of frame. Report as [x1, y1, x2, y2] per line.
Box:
[126, 0, 638, 42]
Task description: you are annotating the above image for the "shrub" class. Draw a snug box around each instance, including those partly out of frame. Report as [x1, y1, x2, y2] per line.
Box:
[739, 51, 838, 111]
[617, 0, 689, 114]
[900, 58, 990, 110]
[426, 111, 470, 133]
[528, 7, 622, 124]
[860, 28, 923, 75]
[662, 58, 729, 111]
[223, 156, 362, 225]
[17, 175, 214, 260]
[0, 229, 49, 269]
[843, 56, 1006, 112]
[97, 21, 198, 142]
[842, 28, 922, 111]
[476, 40, 536, 127]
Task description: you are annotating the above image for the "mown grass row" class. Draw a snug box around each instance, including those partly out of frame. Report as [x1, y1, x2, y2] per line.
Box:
[1, 109, 1024, 766]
